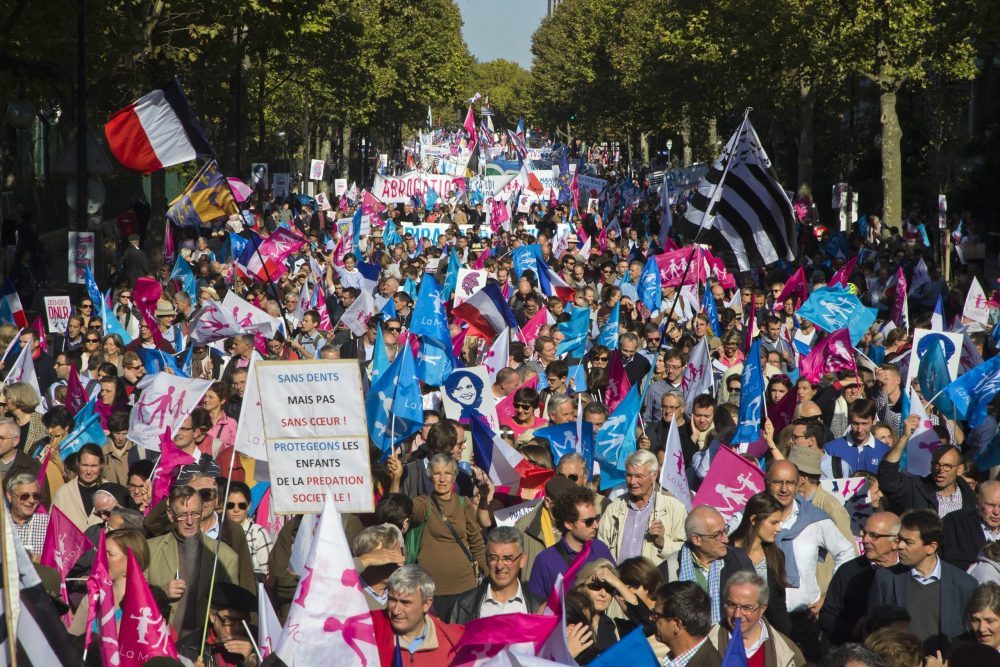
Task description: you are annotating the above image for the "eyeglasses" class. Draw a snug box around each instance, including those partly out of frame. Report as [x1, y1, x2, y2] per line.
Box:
[127, 483, 145, 491]
[80, 304, 93, 310]
[15, 492, 41, 502]
[120, 294, 132, 300]
[215, 613, 248, 627]
[171, 511, 201, 522]
[767, 480, 797, 487]
[860, 530, 898, 540]
[665, 364, 683, 371]
[386, 327, 402, 333]
[85, 338, 100, 343]
[177, 425, 194, 431]
[578, 516, 599, 527]
[593, 356, 609, 363]
[514, 403, 534, 411]
[198, 489, 217, 501]
[126, 365, 144, 371]
[95, 509, 114, 519]
[695, 529, 728, 541]
[724, 601, 762, 614]
[226, 501, 249, 511]
[486, 553, 523, 565]
[932, 461, 958, 471]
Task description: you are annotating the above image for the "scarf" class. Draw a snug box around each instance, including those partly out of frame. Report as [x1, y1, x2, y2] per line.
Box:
[678, 544, 723, 624]
[775, 497, 829, 587]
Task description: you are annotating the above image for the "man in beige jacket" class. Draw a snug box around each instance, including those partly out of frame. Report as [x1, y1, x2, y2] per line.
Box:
[51, 443, 108, 532]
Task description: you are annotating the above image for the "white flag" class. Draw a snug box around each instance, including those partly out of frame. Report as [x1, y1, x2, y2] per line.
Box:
[222, 290, 281, 338]
[276, 496, 379, 667]
[681, 338, 713, 412]
[905, 387, 942, 477]
[233, 359, 266, 460]
[294, 278, 312, 322]
[127, 374, 213, 451]
[258, 582, 282, 659]
[3, 342, 41, 410]
[484, 330, 510, 384]
[187, 300, 244, 345]
[963, 277, 990, 330]
[658, 418, 692, 510]
[339, 290, 376, 336]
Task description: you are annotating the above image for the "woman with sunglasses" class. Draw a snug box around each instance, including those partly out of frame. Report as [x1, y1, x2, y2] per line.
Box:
[573, 559, 646, 653]
[225, 481, 272, 583]
[78, 298, 95, 329]
[80, 330, 102, 369]
[114, 289, 141, 339]
[509, 386, 547, 440]
[728, 492, 792, 635]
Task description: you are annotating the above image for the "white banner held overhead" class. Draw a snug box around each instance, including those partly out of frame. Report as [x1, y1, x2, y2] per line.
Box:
[128, 374, 214, 451]
[256, 360, 372, 514]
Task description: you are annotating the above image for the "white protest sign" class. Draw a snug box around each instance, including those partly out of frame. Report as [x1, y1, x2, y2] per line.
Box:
[309, 159, 325, 181]
[128, 374, 214, 451]
[494, 500, 538, 527]
[315, 192, 331, 211]
[273, 173, 289, 199]
[372, 171, 467, 204]
[256, 360, 372, 514]
[68, 231, 95, 284]
[577, 174, 608, 198]
[334, 178, 348, 197]
[905, 329, 963, 392]
[820, 477, 873, 535]
[454, 268, 487, 308]
[43, 295, 71, 333]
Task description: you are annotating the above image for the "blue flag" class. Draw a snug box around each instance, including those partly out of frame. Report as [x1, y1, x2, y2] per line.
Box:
[425, 188, 439, 209]
[401, 277, 418, 300]
[371, 324, 390, 385]
[595, 385, 640, 490]
[637, 256, 662, 313]
[511, 244, 542, 281]
[534, 420, 594, 464]
[702, 286, 722, 337]
[918, 335, 956, 416]
[84, 265, 103, 310]
[102, 290, 133, 345]
[941, 354, 1000, 428]
[410, 274, 451, 347]
[797, 285, 877, 345]
[596, 302, 620, 350]
[721, 619, 749, 667]
[229, 233, 249, 262]
[170, 255, 198, 301]
[557, 306, 590, 358]
[568, 363, 588, 393]
[383, 221, 402, 247]
[365, 344, 423, 459]
[178, 345, 194, 377]
[441, 249, 461, 301]
[59, 397, 106, 459]
[732, 339, 764, 443]
[589, 627, 657, 666]
[379, 296, 397, 321]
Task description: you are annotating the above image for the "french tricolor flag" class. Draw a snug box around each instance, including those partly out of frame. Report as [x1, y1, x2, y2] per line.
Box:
[469, 417, 552, 493]
[452, 282, 518, 341]
[1, 279, 27, 328]
[104, 78, 213, 173]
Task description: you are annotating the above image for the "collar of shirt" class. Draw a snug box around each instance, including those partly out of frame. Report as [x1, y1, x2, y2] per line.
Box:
[779, 499, 801, 530]
[364, 583, 388, 605]
[983, 522, 1000, 542]
[664, 636, 709, 667]
[910, 555, 942, 585]
[850, 433, 877, 449]
[484, 581, 525, 606]
[403, 618, 429, 654]
[744, 621, 770, 658]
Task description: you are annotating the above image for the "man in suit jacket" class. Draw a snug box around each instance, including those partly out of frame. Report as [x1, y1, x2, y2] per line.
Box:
[654, 581, 723, 667]
[146, 485, 240, 635]
[820, 511, 901, 645]
[871, 509, 978, 655]
[123, 233, 150, 285]
[941, 481, 1000, 571]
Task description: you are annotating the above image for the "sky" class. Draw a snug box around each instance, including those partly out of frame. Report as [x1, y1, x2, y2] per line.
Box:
[455, 0, 546, 70]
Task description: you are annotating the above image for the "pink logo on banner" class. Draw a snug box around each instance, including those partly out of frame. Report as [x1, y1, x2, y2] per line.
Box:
[85, 531, 119, 664]
[798, 328, 857, 384]
[692, 447, 765, 521]
[118, 549, 178, 666]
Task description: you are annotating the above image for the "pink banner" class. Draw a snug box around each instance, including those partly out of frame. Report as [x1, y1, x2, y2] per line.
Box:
[773, 266, 808, 310]
[119, 548, 178, 665]
[654, 247, 736, 290]
[692, 446, 765, 521]
[798, 328, 857, 384]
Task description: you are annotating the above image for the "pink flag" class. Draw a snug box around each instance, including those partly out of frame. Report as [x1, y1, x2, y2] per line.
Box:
[133, 277, 168, 347]
[548, 187, 558, 209]
[452, 614, 561, 666]
[150, 427, 196, 511]
[605, 350, 632, 413]
[891, 266, 909, 330]
[163, 218, 175, 266]
[313, 284, 333, 331]
[798, 328, 857, 384]
[828, 254, 859, 288]
[597, 225, 609, 253]
[497, 375, 538, 427]
[743, 300, 756, 354]
[768, 384, 798, 436]
[331, 232, 350, 268]
[31, 315, 47, 353]
[490, 198, 509, 233]
[570, 171, 579, 211]
[119, 548, 178, 666]
[41, 505, 94, 625]
[471, 246, 492, 270]
[546, 540, 592, 614]
[519, 307, 549, 348]
[84, 531, 119, 664]
[65, 363, 89, 415]
[451, 326, 469, 361]
[463, 105, 478, 146]
[245, 227, 306, 283]
[772, 266, 809, 310]
[692, 446, 765, 522]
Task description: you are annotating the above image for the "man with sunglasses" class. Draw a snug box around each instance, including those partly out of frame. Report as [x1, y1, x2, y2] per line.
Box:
[5, 473, 48, 559]
[527, 485, 616, 600]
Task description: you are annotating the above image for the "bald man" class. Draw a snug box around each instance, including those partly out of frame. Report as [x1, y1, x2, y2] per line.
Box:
[659, 506, 754, 625]
[941, 480, 1000, 571]
[819, 512, 901, 645]
[793, 401, 836, 444]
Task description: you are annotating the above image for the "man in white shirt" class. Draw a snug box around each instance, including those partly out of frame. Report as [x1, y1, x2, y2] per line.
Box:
[767, 461, 854, 662]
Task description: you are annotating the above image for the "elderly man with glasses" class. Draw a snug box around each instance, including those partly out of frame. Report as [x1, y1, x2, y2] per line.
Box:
[5, 473, 48, 559]
[706, 571, 806, 667]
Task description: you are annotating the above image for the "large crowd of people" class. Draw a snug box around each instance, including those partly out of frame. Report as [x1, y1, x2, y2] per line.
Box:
[1, 169, 998, 667]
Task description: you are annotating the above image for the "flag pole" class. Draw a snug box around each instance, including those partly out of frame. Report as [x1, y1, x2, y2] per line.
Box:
[662, 109, 752, 326]
[0, 500, 17, 667]
[198, 445, 239, 659]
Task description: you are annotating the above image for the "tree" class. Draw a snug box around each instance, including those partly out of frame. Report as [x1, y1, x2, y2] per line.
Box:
[462, 59, 532, 130]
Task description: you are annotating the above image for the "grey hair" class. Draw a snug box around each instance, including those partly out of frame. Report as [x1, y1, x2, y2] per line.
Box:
[485, 526, 525, 552]
[353, 523, 405, 557]
[557, 452, 586, 469]
[5, 473, 37, 494]
[625, 449, 658, 475]
[826, 644, 883, 667]
[427, 453, 457, 475]
[723, 570, 769, 607]
[547, 394, 573, 419]
[388, 564, 435, 601]
[662, 389, 684, 404]
[621, 332, 640, 345]
[110, 507, 145, 531]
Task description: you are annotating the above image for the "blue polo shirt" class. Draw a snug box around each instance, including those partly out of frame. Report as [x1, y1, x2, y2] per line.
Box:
[527, 538, 616, 600]
[824, 436, 890, 474]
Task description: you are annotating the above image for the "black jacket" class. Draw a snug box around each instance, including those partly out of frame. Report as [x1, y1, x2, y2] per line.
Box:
[877, 458, 976, 515]
[819, 554, 881, 644]
[444, 580, 544, 624]
[941, 508, 988, 572]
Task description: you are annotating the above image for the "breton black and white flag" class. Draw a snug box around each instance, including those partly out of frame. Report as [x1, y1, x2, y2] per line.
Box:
[679, 114, 797, 271]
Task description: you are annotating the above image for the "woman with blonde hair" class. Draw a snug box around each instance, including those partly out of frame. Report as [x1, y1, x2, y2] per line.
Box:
[4, 382, 45, 456]
[573, 559, 653, 652]
[69, 529, 149, 636]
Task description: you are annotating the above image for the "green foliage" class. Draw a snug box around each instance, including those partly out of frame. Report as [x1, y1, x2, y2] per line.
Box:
[462, 59, 533, 129]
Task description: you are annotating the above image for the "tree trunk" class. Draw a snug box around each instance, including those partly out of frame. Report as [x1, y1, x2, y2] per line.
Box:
[681, 115, 692, 168]
[341, 125, 352, 179]
[880, 89, 903, 228]
[640, 131, 651, 165]
[707, 117, 718, 160]
[148, 169, 166, 272]
[798, 78, 815, 195]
